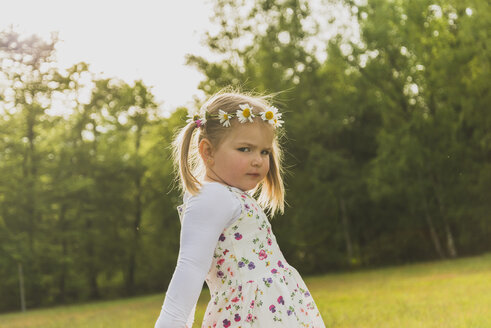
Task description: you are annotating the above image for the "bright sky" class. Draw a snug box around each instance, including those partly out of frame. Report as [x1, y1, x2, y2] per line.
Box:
[0, 0, 218, 113]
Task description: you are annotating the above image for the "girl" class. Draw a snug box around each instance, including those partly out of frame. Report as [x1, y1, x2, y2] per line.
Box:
[155, 90, 326, 328]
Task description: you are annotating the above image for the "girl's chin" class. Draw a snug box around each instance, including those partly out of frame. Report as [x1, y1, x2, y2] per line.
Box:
[242, 182, 261, 191]
[229, 183, 255, 192]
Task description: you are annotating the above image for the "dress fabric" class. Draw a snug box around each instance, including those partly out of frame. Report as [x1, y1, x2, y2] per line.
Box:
[199, 184, 326, 328]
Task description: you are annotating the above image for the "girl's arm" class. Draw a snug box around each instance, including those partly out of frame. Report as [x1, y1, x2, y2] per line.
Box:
[154, 183, 241, 328]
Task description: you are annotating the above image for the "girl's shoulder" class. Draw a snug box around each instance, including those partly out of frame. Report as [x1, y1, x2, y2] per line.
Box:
[182, 182, 243, 217]
[196, 181, 245, 196]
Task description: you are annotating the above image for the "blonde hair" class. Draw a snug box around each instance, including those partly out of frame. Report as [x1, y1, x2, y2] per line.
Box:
[171, 88, 286, 215]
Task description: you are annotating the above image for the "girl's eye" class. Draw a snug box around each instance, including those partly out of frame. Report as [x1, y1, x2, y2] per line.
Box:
[238, 147, 250, 152]
[261, 150, 270, 155]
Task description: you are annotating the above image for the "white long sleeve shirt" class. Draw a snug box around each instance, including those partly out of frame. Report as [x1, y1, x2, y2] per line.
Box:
[154, 182, 242, 328]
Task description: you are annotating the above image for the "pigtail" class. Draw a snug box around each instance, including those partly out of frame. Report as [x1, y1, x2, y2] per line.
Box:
[255, 137, 285, 216]
[172, 122, 202, 196]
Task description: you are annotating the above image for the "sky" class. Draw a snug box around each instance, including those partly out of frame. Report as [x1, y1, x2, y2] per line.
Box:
[0, 0, 219, 113]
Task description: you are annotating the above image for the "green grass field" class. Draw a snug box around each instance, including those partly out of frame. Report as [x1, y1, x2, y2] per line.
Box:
[1, 253, 490, 328]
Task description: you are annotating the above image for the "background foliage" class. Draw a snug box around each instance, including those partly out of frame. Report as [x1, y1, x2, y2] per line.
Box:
[0, 0, 489, 312]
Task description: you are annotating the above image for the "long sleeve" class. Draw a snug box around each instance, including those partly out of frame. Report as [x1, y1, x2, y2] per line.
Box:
[185, 303, 196, 328]
[155, 183, 241, 328]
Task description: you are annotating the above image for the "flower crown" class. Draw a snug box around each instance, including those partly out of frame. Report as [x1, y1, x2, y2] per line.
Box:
[186, 103, 284, 129]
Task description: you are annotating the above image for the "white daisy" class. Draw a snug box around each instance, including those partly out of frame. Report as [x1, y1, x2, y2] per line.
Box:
[186, 110, 206, 127]
[273, 117, 284, 128]
[237, 103, 255, 123]
[260, 106, 280, 125]
[218, 109, 233, 127]
[186, 112, 199, 124]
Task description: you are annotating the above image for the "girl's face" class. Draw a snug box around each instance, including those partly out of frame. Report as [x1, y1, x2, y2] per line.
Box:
[204, 120, 275, 191]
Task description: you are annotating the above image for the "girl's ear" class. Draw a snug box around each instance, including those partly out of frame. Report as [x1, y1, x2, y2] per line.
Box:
[199, 138, 215, 166]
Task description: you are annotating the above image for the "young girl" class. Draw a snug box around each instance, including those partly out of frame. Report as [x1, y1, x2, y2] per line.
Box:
[155, 90, 326, 328]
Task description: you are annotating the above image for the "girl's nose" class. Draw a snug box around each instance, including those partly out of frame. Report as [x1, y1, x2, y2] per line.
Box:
[251, 153, 262, 167]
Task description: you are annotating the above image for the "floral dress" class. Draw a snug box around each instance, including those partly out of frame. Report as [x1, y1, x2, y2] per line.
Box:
[195, 185, 326, 328]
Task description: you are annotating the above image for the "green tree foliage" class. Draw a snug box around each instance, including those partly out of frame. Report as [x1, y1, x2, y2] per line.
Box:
[187, 0, 490, 268]
[347, 0, 491, 260]
[0, 30, 184, 311]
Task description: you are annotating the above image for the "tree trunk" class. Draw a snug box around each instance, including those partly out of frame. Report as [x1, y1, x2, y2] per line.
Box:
[339, 196, 354, 262]
[422, 199, 445, 259]
[59, 204, 67, 302]
[443, 220, 457, 258]
[83, 211, 99, 299]
[431, 173, 458, 258]
[18, 262, 26, 312]
[416, 167, 446, 259]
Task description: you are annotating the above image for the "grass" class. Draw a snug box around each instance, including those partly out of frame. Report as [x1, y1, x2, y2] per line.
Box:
[1, 253, 490, 328]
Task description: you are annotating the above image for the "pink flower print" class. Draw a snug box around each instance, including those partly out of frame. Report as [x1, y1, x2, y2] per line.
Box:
[238, 261, 245, 268]
[278, 260, 284, 268]
[250, 300, 255, 308]
[226, 305, 231, 310]
[267, 227, 271, 234]
[277, 296, 285, 305]
[267, 238, 272, 246]
[231, 297, 240, 303]
[246, 313, 253, 322]
[271, 268, 278, 274]
[245, 204, 250, 210]
[269, 304, 276, 313]
[217, 258, 225, 266]
[248, 262, 255, 270]
[223, 319, 231, 327]
[234, 314, 241, 322]
[219, 233, 226, 241]
[223, 249, 229, 255]
[238, 285, 242, 291]
[258, 249, 268, 260]
[217, 270, 224, 278]
[241, 195, 246, 199]
[234, 232, 242, 240]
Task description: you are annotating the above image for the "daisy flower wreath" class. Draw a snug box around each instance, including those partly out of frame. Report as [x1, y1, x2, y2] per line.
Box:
[187, 104, 283, 129]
